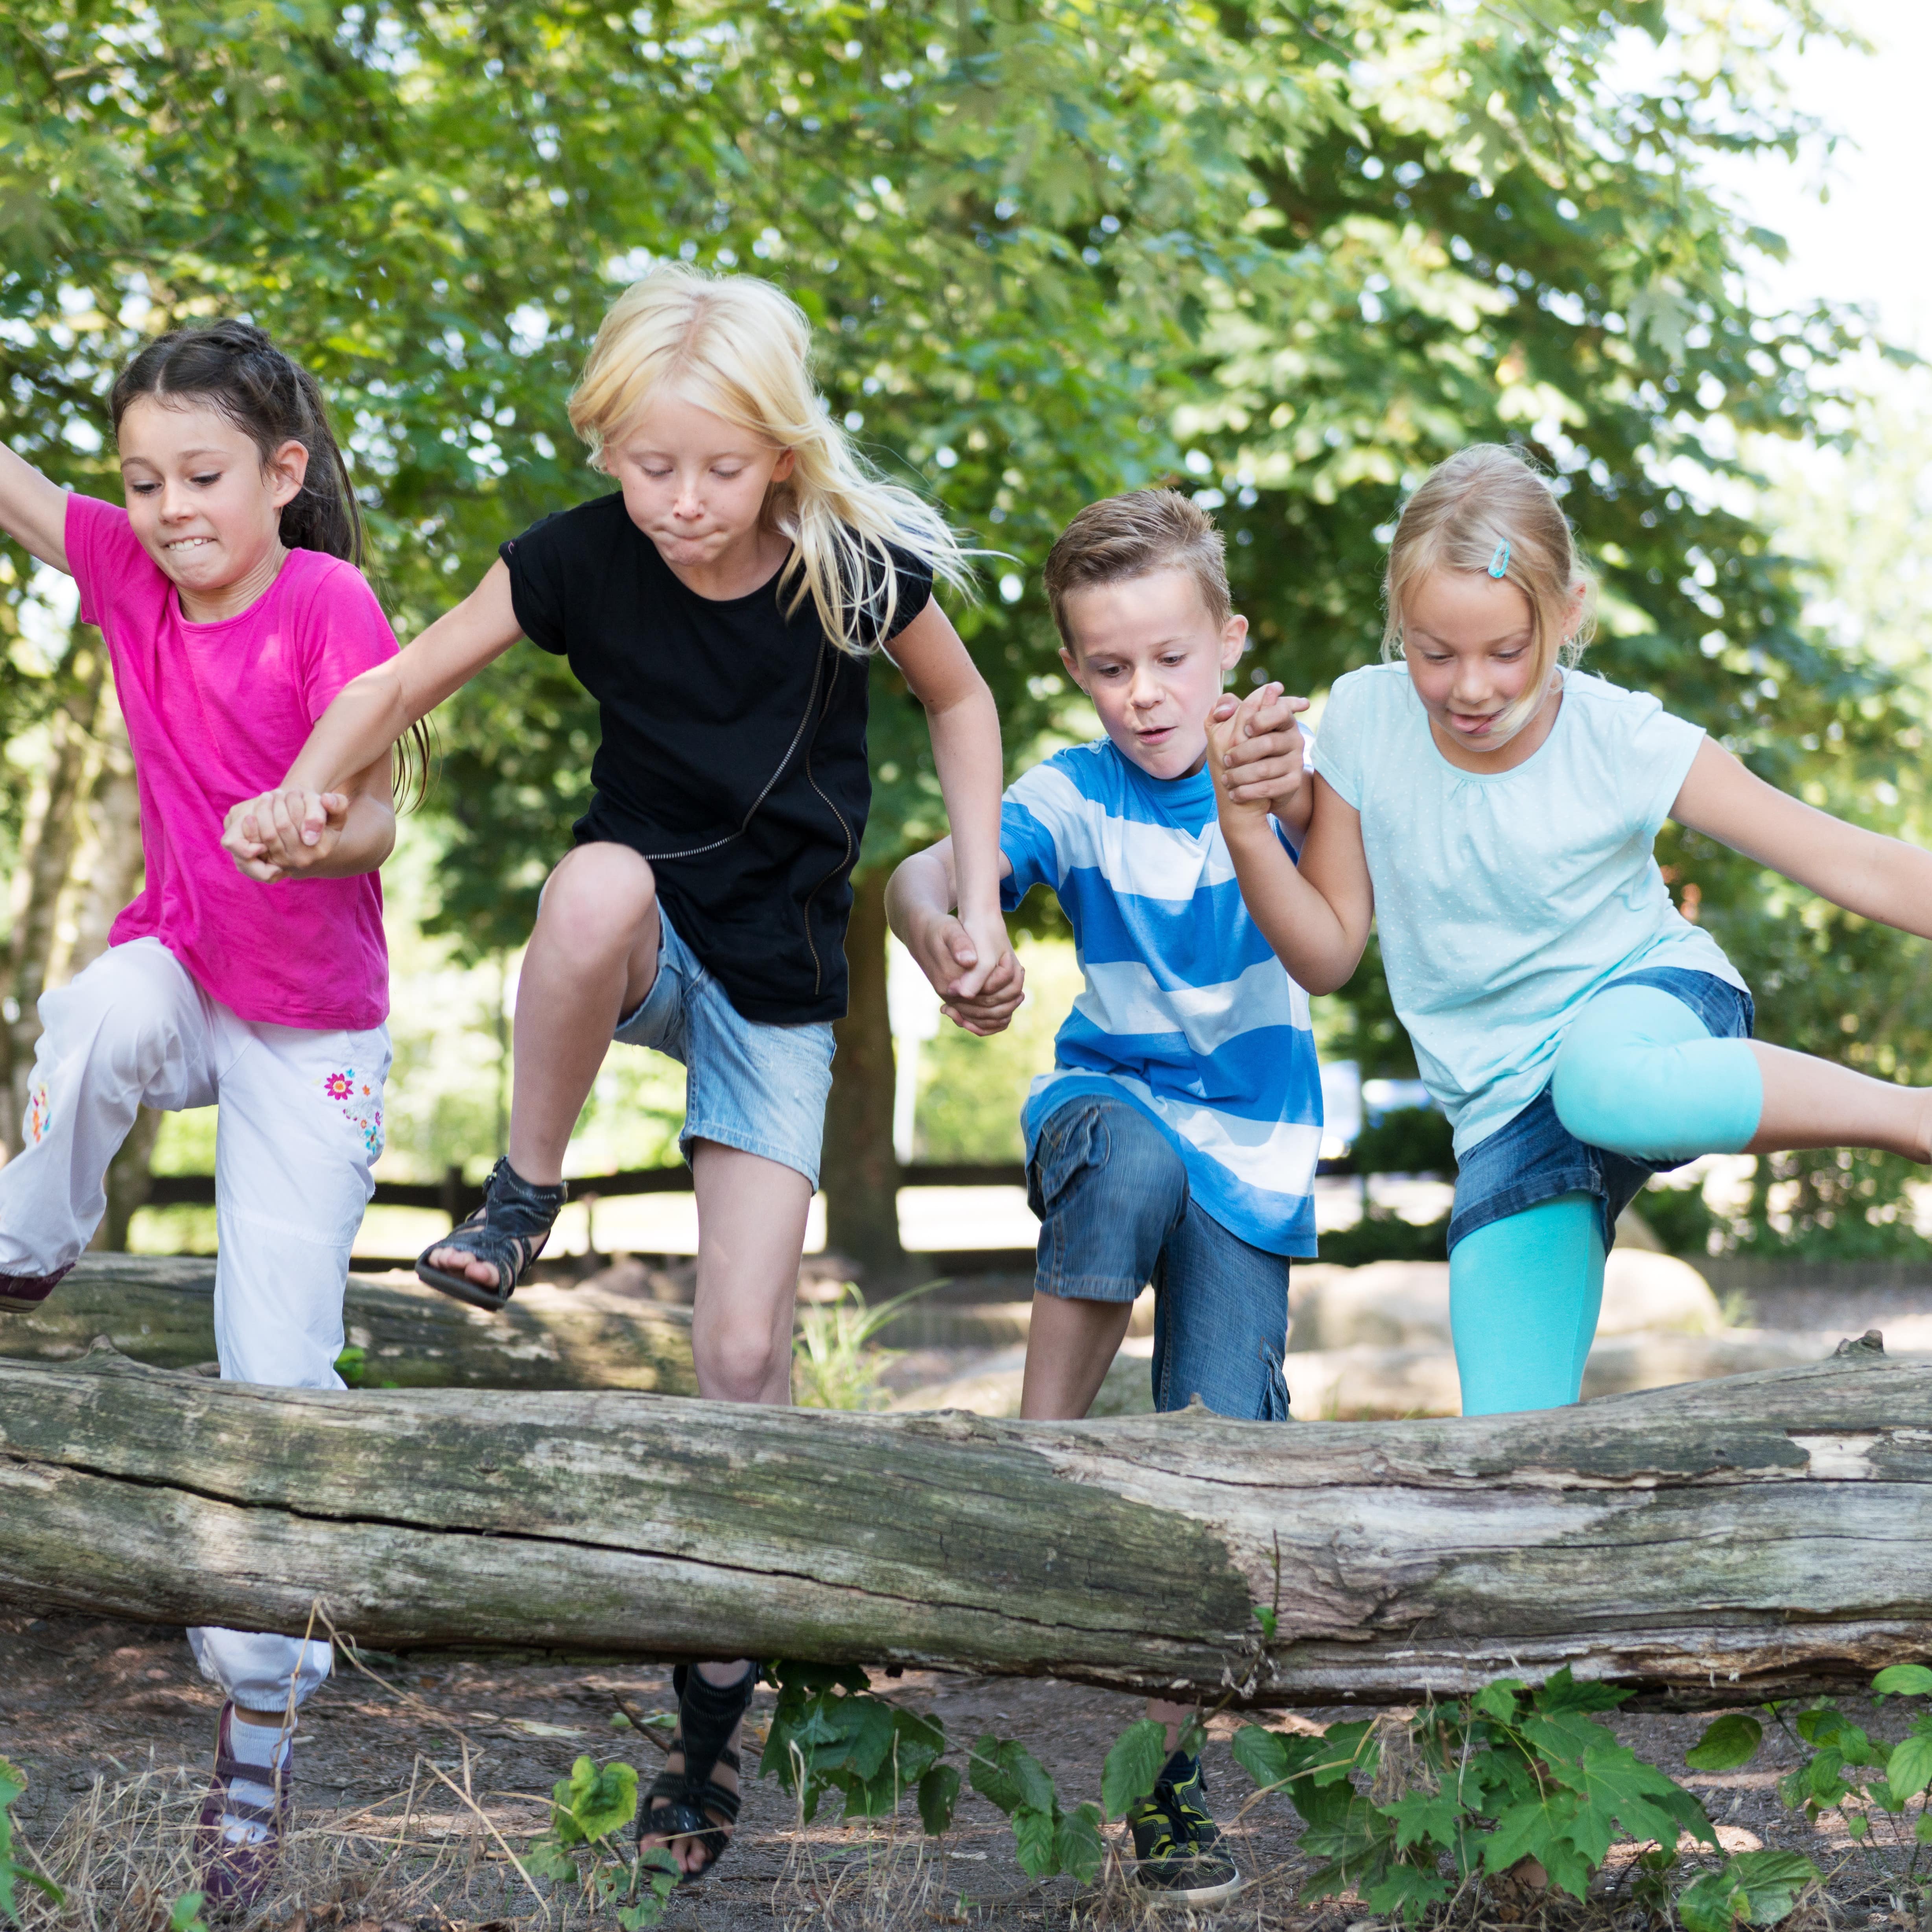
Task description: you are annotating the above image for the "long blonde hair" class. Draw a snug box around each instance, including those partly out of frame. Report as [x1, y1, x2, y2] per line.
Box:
[1382, 444, 1598, 738]
[568, 263, 974, 655]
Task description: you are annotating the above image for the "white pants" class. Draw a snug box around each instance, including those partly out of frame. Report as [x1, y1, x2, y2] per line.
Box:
[0, 937, 389, 1710]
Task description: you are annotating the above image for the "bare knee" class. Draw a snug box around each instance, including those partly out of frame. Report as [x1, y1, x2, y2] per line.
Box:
[692, 1322, 790, 1403]
[537, 845, 657, 961]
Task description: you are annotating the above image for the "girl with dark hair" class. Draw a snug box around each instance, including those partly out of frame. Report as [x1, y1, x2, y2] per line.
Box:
[0, 321, 405, 1901]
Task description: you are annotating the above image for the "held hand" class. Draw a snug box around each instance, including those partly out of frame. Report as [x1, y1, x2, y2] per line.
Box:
[908, 906, 1025, 1036]
[1211, 684, 1311, 809]
[221, 787, 351, 882]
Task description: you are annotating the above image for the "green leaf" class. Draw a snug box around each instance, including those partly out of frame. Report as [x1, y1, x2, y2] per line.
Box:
[1253, 1603, 1279, 1640]
[1054, 1801, 1105, 1884]
[917, 1764, 960, 1836]
[1531, 1667, 1629, 1715]
[551, 1756, 639, 1845]
[167, 1893, 210, 1932]
[968, 1736, 1054, 1818]
[1386, 1788, 1463, 1854]
[1678, 1867, 1745, 1932]
[1483, 1791, 1580, 1880]
[1366, 1864, 1452, 1923]
[1885, 1732, 1932, 1802]
[1873, 1665, 1932, 1699]
[0, 1757, 27, 1812]
[1102, 1719, 1168, 1820]
[1473, 1680, 1525, 1724]
[1231, 1724, 1292, 1791]
[1726, 1849, 1821, 1924]
[1914, 1812, 1932, 1845]
[1011, 1803, 1058, 1878]
[1687, 1715, 1764, 1773]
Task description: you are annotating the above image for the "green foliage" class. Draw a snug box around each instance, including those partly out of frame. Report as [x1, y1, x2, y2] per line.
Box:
[1318, 1208, 1451, 1267]
[332, 1344, 367, 1388]
[1677, 1849, 1823, 1932]
[1352, 1108, 1455, 1179]
[0, 1756, 64, 1921]
[1233, 1669, 1714, 1922]
[761, 1661, 947, 1823]
[791, 1279, 938, 1412]
[524, 1755, 676, 1930]
[1685, 1714, 1764, 1773]
[164, 1893, 209, 1932]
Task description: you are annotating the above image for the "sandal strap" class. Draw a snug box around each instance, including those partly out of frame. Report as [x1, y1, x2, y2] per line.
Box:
[430, 1160, 566, 1295]
[668, 1662, 758, 1788]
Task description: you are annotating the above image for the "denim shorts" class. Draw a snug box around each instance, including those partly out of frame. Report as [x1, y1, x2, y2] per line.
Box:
[1447, 965, 1754, 1254]
[614, 906, 836, 1188]
[1028, 1094, 1292, 1421]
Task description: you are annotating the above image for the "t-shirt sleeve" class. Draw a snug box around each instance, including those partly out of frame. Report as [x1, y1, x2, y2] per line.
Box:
[499, 511, 572, 655]
[998, 768, 1062, 912]
[1615, 687, 1707, 837]
[864, 540, 935, 649]
[294, 561, 402, 724]
[1308, 670, 1370, 810]
[64, 492, 152, 632]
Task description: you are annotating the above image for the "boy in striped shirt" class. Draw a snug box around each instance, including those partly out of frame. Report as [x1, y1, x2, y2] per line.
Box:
[886, 488, 1318, 1902]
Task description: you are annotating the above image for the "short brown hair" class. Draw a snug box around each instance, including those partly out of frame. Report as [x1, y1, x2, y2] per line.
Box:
[1042, 488, 1231, 648]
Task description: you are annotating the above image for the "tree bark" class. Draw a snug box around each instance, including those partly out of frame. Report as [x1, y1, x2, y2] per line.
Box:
[0, 1255, 696, 1392]
[0, 1337, 1923, 1708]
[822, 866, 906, 1278]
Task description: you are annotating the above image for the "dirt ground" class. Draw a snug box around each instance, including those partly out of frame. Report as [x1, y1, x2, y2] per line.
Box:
[4, 1605, 1926, 1932]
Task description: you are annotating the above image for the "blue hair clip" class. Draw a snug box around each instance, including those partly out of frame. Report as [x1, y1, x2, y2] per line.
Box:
[1488, 540, 1510, 579]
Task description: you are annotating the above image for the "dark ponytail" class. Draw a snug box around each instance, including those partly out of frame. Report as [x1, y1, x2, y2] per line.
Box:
[109, 321, 365, 566]
[111, 321, 433, 808]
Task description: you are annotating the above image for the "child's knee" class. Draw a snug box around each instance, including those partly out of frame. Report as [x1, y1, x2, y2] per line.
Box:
[42, 947, 186, 1084]
[1551, 985, 1701, 1153]
[541, 844, 658, 951]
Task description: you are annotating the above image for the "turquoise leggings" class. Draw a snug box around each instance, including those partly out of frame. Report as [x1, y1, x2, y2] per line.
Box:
[1451, 985, 1762, 1417]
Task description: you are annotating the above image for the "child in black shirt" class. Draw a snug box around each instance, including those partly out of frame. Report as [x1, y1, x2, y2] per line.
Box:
[224, 265, 1018, 1881]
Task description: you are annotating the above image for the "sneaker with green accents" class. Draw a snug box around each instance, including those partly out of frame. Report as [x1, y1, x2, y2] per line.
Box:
[1126, 1749, 1241, 1905]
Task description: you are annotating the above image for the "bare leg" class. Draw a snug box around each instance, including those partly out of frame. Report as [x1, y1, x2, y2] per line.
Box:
[1019, 1293, 1135, 1422]
[1019, 1294, 1187, 1740]
[427, 844, 660, 1288]
[1749, 1042, 1932, 1163]
[643, 1139, 811, 1872]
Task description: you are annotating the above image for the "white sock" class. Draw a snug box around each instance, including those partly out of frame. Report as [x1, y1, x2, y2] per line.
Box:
[223, 1712, 293, 1844]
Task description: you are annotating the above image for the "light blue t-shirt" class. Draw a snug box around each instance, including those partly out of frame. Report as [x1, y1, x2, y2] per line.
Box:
[1000, 739, 1323, 1258]
[1313, 663, 1746, 1158]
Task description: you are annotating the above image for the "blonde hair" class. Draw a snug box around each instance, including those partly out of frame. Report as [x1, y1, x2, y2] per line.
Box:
[1383, 444, 1598, 737]
[1042, 489, 1231, 647]
[568, 263, 973, 655]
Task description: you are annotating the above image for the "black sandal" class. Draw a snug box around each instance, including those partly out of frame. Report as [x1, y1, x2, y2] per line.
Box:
[639, 1662, 758, 1883]
[415, 1158, 566, 1312]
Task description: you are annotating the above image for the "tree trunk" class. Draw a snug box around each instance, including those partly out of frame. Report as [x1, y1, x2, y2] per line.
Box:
[822, 866, 905, 1279]
[1, 1337, 1923, 1708]
[0, 1254, 696, 1392]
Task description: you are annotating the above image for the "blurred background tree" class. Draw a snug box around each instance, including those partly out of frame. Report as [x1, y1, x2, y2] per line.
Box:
[2, 0, 1920, 1271]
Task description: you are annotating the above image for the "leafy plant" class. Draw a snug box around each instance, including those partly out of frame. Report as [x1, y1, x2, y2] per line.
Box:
[164, 1892, 210, 1932]
[760, 1661, 1182, 1885]
[1678, 1665, 1932, 1898]
[0, 1756, 64, 1922]
[523, 1754, 678, 1931]
[1231, 1669, 1717, 1922]
[792, 1280, 939, 1412]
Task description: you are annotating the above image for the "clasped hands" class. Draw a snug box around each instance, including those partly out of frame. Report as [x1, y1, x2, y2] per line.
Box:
[220, 787, 352, 883]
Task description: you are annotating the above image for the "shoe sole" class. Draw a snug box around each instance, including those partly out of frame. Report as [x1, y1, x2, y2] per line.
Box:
[0, 1293, 55, 1311]
[415, 1259, 511, 1312]
[1135, 1871, 1244, 1906]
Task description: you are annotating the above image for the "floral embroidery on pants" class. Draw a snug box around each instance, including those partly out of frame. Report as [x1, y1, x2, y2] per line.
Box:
[319, 1067, 383, 1160]
[23, 1081, 49, 1147]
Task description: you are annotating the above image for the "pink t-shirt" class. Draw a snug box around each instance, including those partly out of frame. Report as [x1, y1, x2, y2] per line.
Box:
[66, 491, 397, 1032]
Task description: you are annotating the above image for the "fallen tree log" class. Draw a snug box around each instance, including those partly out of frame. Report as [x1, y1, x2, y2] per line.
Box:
[1, 1341, 1927, 1709]
[0, 1254, 695, 1392]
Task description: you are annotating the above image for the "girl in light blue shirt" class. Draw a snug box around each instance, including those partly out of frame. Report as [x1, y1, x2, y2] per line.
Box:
[1208, 443, 1932, 1415]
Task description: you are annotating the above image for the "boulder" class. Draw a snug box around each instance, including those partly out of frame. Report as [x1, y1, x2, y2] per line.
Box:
[1290, 1246, 1723, 1353]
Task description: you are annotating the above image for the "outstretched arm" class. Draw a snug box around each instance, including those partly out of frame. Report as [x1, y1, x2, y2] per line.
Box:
[223, 559, 522, 875]
[887, 598, 1019, 1007]
[1208, 688, 1373, 995]
[0, 440, 74, 573]
[1671, 738, 1932, 940]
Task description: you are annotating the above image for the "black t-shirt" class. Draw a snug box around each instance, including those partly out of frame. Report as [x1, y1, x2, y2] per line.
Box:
[500, 493, 932, 1023]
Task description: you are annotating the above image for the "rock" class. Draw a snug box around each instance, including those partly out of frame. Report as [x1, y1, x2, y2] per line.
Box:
[1290, 1248, 1723, 1353]
[1597, 1249, 1723, 1337]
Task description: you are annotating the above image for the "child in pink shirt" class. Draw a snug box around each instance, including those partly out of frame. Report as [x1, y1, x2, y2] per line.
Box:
[0, 321, 405, 1901]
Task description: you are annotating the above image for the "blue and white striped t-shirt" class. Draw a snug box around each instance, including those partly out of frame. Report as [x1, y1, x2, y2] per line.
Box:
[1000, 739, 1322, 1258]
